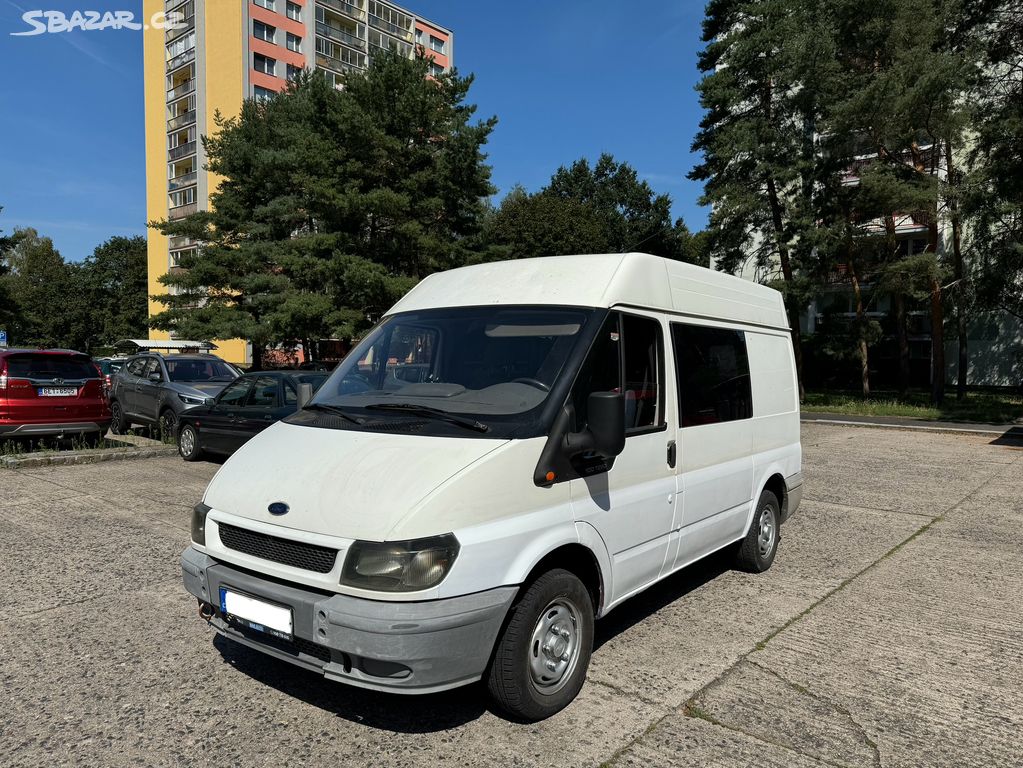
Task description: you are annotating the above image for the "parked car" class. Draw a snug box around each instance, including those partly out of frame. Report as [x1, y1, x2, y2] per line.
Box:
[176, 371, 328, 461]
[109, 352, 240, 437]
[180, 253, 802, 721]
[95, 357, 128, 392]
[0, 348, 111, 445]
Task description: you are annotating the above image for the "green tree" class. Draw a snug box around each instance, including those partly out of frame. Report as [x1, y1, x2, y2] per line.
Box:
[152, 52, 496, 367]
[964, 2, 1023, 327]
[0, 208, 22, 335]
[79, 235, 149, 347]
[825, 0, 973, 403]
[3, 228, 80, 349]
[482, 155, 707, 266]
[691, 0, 841, 397]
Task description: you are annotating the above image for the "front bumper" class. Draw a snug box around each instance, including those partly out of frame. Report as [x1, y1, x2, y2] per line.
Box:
[181, 546, 517, 694]
[0, 421, 110, 437]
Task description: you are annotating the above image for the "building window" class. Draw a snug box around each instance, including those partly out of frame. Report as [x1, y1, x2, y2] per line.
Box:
[414, 28, 422, 43]
[253, 85, 276, 101]
[286, 1, 301, 21]
[286, 32, 301, 52]
[253, 20, 276, 43]
[253, 0, 275, 10]
[429, 62, 444, 77]
[671, 324, 752, 426]
[253, 53, 277, 76]
[287, 63, 303, 81]
[429, 34, 444, 53]
[169, 187, 197, 209]
[166, 30, 195, 60]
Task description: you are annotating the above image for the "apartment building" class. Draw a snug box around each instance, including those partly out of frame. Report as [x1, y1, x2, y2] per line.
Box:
[143, 0, 453, 365]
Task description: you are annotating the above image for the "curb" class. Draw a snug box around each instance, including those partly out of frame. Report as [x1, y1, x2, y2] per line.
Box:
[801, 416, 1021, 438]
[1, 445, 178, 469]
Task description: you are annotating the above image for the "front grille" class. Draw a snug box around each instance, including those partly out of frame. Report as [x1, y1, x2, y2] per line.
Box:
[218, 523, 338, 573]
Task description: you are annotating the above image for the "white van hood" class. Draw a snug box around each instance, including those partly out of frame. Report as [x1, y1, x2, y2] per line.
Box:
[202, 421, 507, 541]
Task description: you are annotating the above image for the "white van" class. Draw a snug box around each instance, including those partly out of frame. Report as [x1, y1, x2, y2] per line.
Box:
[181, 253, 802, 721]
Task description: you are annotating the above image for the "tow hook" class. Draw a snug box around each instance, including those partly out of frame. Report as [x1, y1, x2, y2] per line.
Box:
[198, 600, 215, 623]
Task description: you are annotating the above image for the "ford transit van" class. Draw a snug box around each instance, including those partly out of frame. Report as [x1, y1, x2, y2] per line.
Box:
[181, 253, 802, 721]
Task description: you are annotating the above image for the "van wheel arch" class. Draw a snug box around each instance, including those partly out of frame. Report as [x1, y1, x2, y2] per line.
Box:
[761, 473, 788, 523]
[520, 544, 603, 617]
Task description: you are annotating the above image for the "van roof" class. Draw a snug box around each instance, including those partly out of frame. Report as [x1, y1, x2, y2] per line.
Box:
[386, 253, 790, 331]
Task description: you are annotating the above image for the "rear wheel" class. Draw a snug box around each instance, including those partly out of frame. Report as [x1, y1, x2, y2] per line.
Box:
[487, 569, 594, 721]
[80, 432, 104, 449]
[178, 423, 203, 462]
[735, 489, 780, 573]
[158, 409, 178, 442]
[109, 400, 127, 435]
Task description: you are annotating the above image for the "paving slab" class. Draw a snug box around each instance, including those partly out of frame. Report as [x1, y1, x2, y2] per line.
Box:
[2, 427, 1022, 767]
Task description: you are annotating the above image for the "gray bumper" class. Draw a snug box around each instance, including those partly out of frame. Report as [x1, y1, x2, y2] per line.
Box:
[181, 546, 517, 695]
[0, 421, 109, 436]
[783, 471, 803, 523]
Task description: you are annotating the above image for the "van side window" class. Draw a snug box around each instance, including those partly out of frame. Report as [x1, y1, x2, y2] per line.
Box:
[621, 314, 662, 430]
[672, 324, 752, 426]
[125, 358, 148, 377]
[573, 313, 663, 433]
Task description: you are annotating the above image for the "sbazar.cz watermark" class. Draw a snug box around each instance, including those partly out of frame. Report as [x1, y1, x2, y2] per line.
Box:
[11, 10, 187, 35]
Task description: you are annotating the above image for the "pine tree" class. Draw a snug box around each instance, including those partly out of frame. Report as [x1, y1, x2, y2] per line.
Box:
[152, 52, 496, 366]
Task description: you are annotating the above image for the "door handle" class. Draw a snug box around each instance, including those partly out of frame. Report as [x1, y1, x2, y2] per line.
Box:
[263, 414, 273, 421]
[667, 440, 677, 469]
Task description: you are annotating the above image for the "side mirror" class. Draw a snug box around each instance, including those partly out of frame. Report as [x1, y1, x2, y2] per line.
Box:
[148, 371, 162, 382]
[296, 382, 314, 410]
[564, 392, 625, 459]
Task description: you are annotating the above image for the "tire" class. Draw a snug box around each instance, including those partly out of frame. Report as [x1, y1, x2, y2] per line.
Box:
[109, 400, 127, 435]
[177, 422, 203, 462]
[487, 569, 594, 721]
[735, 489, 781, 573]
[159, 409, 178, 442]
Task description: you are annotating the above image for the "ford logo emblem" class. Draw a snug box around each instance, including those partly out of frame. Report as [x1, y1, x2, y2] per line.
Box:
[268, 502, 290, 516]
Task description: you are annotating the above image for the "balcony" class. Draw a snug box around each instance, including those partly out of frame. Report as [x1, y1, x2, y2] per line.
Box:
[168, 202, 198, 220]
[318, 0, 365, 22]
[315, 52, 361, 76]
[165, 14, 194, 42]
[168, 235, 196, 250]
[168, 171, 197, 192]
[369, 41, 411, 59]
[166, 47, 195, 72]
[167, 78, 195, 101]
[168, 141, 196, 161]
[368, 14, 412, 41]
[167, 110, 196, 131]
[316, 21, 366, 50]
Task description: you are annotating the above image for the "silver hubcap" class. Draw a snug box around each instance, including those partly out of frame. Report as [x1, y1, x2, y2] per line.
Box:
[758, 505, 776, 558]
[180, 427, 195, 455]
[528, 598, 582, 693]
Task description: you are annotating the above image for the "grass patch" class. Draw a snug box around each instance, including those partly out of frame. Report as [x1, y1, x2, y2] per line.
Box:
[802, 389, 1023, 423]
[0, 434, 121, 459]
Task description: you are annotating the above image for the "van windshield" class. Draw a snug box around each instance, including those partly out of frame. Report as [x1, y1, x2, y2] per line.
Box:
[301, 306, 596, 438]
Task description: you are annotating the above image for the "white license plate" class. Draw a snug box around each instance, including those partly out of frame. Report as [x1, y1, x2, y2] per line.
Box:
[219, 587, 293, 640]
[39, 387, 78, 397]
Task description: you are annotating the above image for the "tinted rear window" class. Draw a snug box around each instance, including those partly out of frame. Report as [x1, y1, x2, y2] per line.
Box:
[5, 355, 98, 379]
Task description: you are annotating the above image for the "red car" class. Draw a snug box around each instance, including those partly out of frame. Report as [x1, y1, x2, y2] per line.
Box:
[0, 349, 112, 445]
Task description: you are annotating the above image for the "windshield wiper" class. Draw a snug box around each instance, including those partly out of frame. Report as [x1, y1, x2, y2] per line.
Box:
[303, 402, 364, 425]
[364, 403, 490, 433]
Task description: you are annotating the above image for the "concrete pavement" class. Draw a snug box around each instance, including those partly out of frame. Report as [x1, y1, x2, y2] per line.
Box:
[1, 424, 1020, 767]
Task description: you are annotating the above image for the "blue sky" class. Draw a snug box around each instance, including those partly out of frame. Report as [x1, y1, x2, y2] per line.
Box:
[0, 0, 709, 262]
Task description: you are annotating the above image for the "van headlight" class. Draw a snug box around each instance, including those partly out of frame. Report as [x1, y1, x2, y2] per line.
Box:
[341, 534, 459, 592]
[191, 502, 211, 546]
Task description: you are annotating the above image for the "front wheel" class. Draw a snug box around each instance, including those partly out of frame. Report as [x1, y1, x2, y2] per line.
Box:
[486, 569, 594, 721]
[177, 423, 203, 462]
[735, 489, 780, 573]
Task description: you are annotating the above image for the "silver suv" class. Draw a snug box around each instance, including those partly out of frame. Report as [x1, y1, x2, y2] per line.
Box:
[109, 353, 240, 436]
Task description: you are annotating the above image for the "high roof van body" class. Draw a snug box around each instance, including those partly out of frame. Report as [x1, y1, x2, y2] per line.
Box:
[181, 253, 802, 720]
